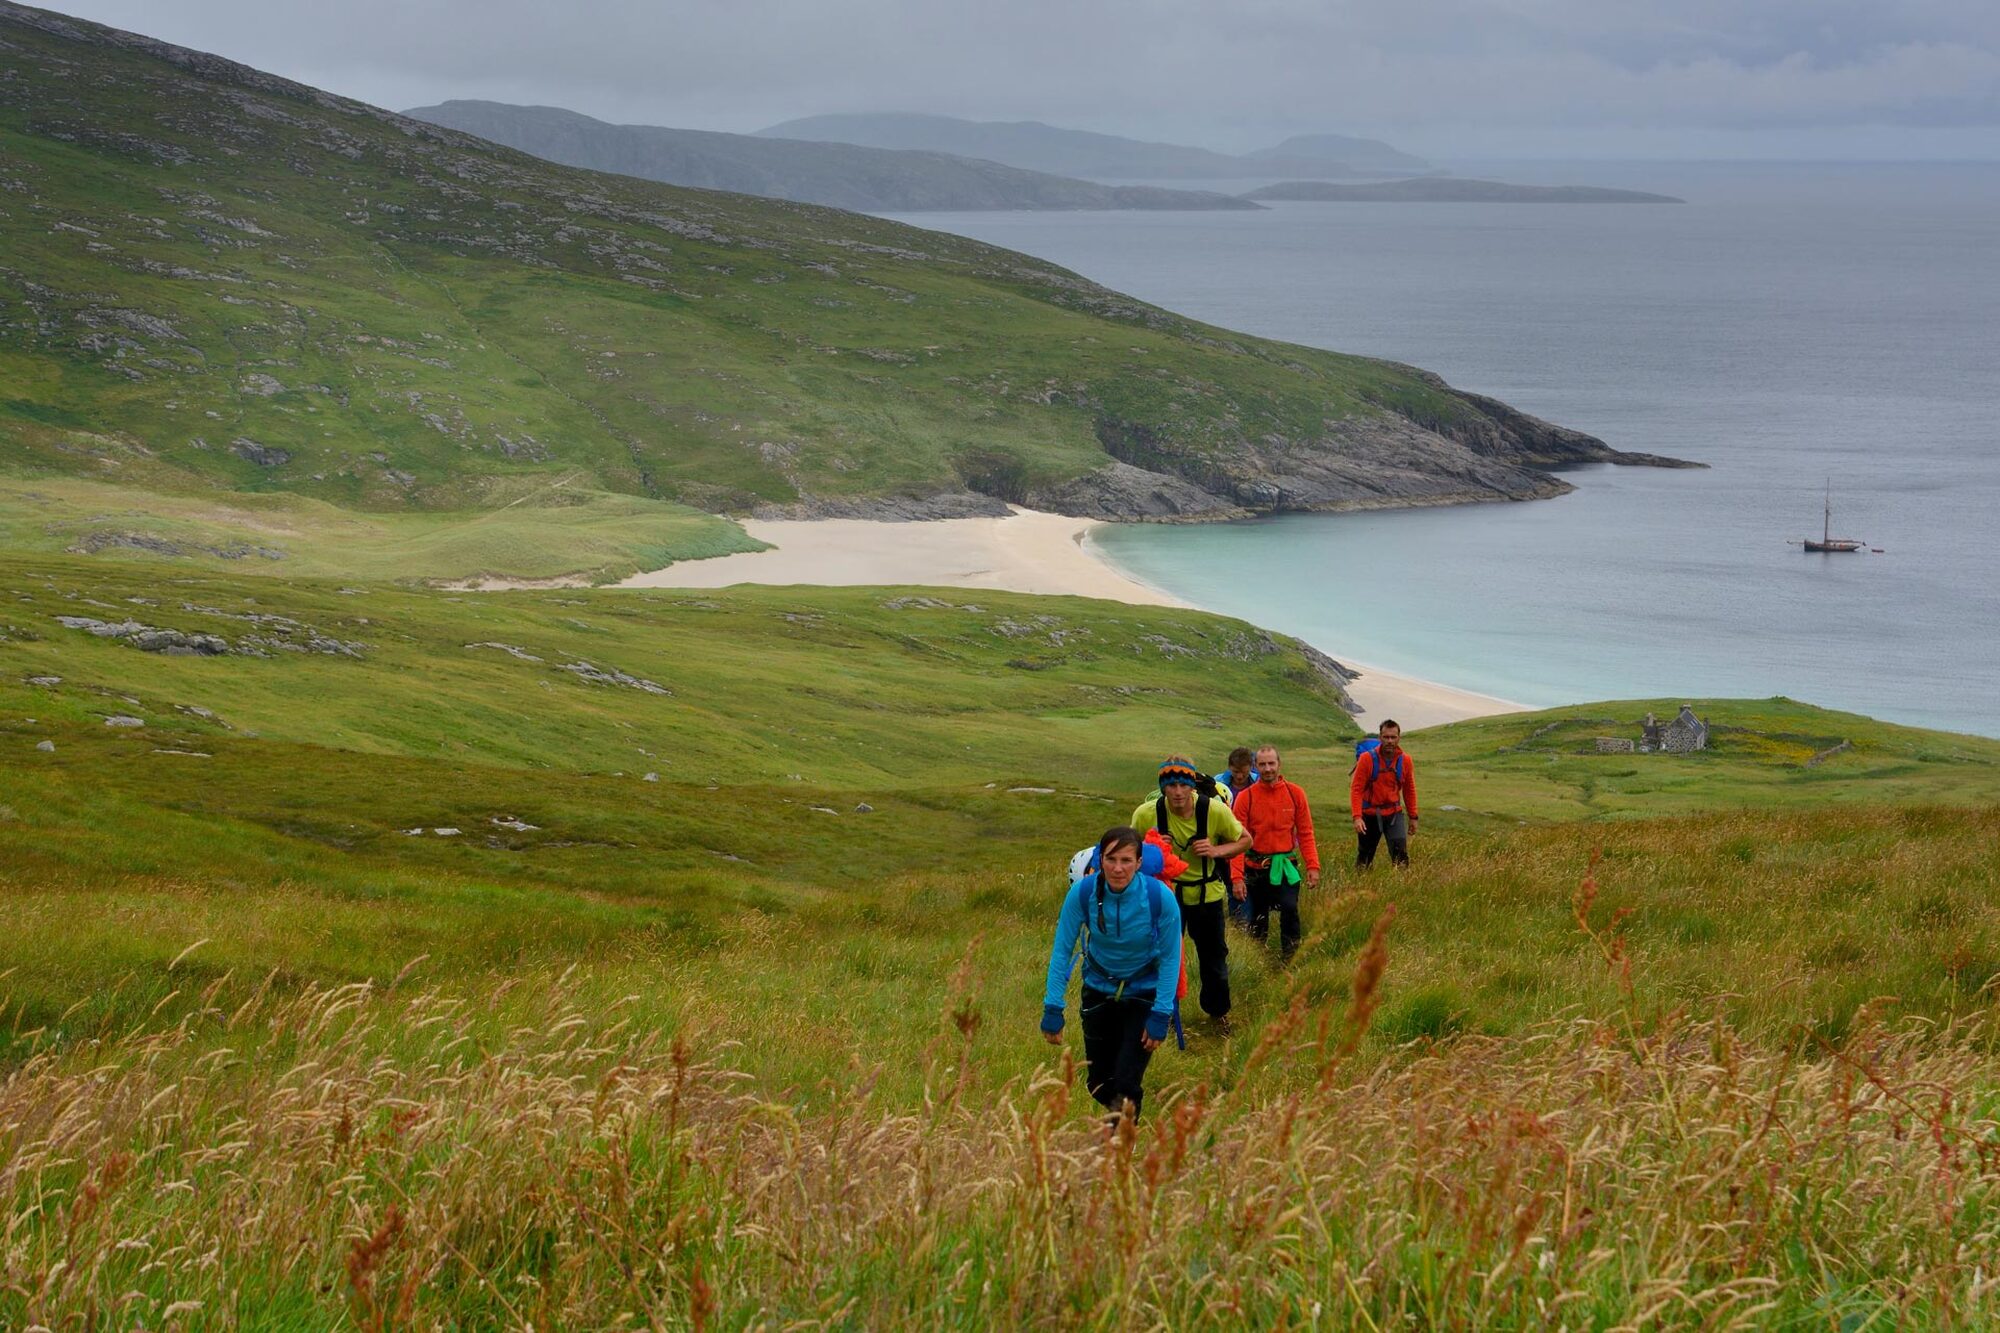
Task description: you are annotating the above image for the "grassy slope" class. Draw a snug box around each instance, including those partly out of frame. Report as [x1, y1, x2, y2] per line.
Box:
[0, 5, 1501, 577]
[7, 552, 2000, 1064]
[6, 555, 2000, 1324]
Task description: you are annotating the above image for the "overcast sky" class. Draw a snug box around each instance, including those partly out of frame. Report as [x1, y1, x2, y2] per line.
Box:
[46, 0, 2000, 159]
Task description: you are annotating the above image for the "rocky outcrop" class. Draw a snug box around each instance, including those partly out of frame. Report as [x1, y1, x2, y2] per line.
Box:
[1024, 460, 1246, 521]
[54, 609, 364, 657]
[1011, 371, 1701, 522]
[1294, 641, 1363, 716]
[750, 491, 1013, 521]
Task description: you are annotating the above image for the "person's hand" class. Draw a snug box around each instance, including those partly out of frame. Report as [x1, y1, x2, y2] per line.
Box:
[1042, 1028, 1063, 1045]
[1232, 881, 1247, 901]
[1306, 869, 1321, 891]
[1408, 816, 1419, 837]
[1140, 1033, 1162, 1052]
[1190, 838, 1215, 858]
[1353, 816, 1367, 834]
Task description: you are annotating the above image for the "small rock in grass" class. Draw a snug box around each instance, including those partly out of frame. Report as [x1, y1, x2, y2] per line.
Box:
[855, 802, 874, 813]
[27, 676, 61, 687]
[433, 827, 461, 837]
[35, 740, 54, 752]
[105, 715, 145, 728]
[643, 772, 659, 782]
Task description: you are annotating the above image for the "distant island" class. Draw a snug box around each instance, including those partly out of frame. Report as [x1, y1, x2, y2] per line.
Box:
[757, 112, 1433, 180]
[406, 101, 1263, 212]
[1244, 178, 1684, 203]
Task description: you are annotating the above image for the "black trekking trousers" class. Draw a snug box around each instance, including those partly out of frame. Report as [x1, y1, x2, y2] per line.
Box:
[1356, 811, 1409, 868]
[1246, 863, 1302, 960]
[1079, 986, 1157, 1119]
[1178, 893, 1231, 1018]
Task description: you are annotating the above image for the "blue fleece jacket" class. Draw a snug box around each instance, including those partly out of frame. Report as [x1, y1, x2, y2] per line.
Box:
[1042, 872, 1182, 1035]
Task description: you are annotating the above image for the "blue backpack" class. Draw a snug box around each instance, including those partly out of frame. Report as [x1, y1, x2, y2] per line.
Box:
[1070, 860, 1185, 1050]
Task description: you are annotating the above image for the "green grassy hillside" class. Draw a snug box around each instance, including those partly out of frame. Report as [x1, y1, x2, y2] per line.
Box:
[1, 1, 1655, 589]
[6, 554, 2000, 1325]
[8, 549, 2000, 1051]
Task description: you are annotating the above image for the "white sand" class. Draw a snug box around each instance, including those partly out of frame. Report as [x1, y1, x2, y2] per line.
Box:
[620, 508, 1187, 606]
[619, 507, 1528, 731]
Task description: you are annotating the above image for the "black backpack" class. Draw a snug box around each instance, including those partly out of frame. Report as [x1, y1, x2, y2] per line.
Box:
[1154, 793, 1221, 903]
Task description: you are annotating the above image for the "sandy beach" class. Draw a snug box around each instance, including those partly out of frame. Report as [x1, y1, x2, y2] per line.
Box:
[620, 507, 1527, 731]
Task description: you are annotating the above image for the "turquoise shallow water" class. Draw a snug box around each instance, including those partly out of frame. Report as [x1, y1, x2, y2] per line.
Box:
[887, 162, 2000, 737]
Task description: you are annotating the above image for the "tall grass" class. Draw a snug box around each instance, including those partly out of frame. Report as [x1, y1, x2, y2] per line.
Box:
[7, 891, 1998, 1328]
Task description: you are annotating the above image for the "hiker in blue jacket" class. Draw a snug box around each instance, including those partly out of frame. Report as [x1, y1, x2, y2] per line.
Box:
[1041, 825, 1183, 1122]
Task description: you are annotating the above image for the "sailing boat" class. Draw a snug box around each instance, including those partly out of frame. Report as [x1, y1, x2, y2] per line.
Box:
[1799, 480, 1865, 553]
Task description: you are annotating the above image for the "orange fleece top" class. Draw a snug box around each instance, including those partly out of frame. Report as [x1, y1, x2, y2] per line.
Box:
[1230, 778, 1320, 877]
[1350, 748, 1418, 820]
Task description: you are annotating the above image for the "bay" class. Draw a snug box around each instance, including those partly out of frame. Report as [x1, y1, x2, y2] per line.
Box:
[887, 162, 2000, 736]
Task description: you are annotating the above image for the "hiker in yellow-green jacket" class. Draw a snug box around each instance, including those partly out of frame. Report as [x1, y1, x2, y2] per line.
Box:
[1132, 756, 1249, 1028]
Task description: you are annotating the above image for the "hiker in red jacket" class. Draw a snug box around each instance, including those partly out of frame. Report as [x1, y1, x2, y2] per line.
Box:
[1230, 744, 1319, 961]
[1350, 719, 1418, 869]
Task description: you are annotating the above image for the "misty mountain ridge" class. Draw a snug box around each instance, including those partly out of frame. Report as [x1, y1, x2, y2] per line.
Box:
[757, 112, 1432, 180]
[1247, 134, 1430, 170]
[404, 101, 1260, 212]
[1244, 178, 1683, 203]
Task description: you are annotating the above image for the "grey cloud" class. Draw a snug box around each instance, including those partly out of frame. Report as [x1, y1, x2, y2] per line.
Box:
[44, 0, 2000, 153]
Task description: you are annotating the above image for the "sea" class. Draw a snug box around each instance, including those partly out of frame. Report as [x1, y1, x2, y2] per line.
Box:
[885, 161, 2000, 738]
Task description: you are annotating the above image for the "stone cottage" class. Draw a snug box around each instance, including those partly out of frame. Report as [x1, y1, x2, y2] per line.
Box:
[1641, 706, 1709, 754]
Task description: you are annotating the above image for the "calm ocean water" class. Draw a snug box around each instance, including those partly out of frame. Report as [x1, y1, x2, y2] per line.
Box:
[887, 162, 2000, 737]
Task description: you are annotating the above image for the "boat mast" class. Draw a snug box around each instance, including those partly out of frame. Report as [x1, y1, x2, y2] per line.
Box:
[1823, 479, 1831, 545]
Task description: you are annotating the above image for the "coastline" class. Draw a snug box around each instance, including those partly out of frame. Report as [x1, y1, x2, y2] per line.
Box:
[620, 508, 1529, 732]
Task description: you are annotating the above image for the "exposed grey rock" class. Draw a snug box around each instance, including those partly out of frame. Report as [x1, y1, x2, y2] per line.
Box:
[1026, 460, 1244, 521]
[35, 739, 54, 751]
[432, 827, 462, 836]
[27, 675, 61, 686]
[229, 437, 291, 467]
[104, 714, 144, 727]
[750, 491, 1012, 521]
[55, 615, 227, 655]
[854, 802, 874, 813]
[558, 660, 670, 694]
[490, 815, 539, 830]
[642, 772, 659, 782]
[465, 641, 544, 662]
[1289, 640, 1362, 715]
[57, 610, 357, 657]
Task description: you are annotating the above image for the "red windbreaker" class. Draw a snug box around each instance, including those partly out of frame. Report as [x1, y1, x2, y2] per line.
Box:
[1350, 748, 1418, 820]
[1229, 778, 1319, 880]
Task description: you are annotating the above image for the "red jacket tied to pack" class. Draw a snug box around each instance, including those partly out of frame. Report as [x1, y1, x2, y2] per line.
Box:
[1142, 829, 1191, 1003]
[1350, 749, 1418, 820]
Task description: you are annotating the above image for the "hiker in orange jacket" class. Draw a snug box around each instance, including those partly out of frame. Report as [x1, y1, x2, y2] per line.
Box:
[1351, 719, 1418, 868]
[1230, 744, 1319, 961]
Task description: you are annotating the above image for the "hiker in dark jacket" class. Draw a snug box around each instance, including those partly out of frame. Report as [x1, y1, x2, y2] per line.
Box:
[1217, 746, 1258, 926]
[1351, 719, 1419, 868]
[1042, 826, 1184, 1121]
